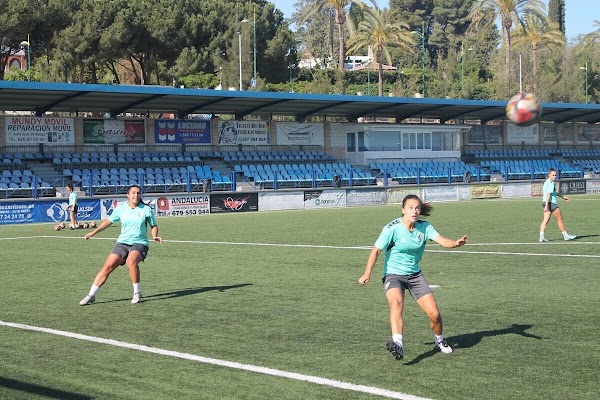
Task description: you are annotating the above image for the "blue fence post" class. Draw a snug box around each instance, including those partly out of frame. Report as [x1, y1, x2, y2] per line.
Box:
[580, 164, 584, 178]
[448, 167, 452, 184]
[349, 169, 353, 187]
[417, 168, 421, 185]
[477, 166, 482, 182]
[505, 166, 509, 182]
[186, 171, 192, 193]
[231, 171, 236, 191]
[312, 170, 317, 189]
[273, 170, 278, 190]
[530, 166, 535, 181]
[32, 175, 38, 199]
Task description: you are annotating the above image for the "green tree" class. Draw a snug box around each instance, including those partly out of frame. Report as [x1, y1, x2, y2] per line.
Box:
[347, 6, 415, 96]
[469, 0, 545, 95]
[513, 12, 564, 93]
[298, 0, 374, 73]
[547, 0, 565, 35]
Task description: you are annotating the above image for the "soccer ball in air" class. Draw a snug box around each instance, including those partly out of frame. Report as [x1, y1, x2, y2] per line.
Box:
[506, 92, 542, 127]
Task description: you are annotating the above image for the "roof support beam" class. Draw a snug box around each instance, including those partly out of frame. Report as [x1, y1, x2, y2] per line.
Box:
[234, 99, 289, 120]
[108, 94, 167, 118]
[177, 97, 231, 119]
[35, 92, 91, 116]
[295, 101, 350, 122]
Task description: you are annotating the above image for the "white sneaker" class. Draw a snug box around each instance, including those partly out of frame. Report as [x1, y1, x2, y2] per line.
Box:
[436, 340, 453, 354]
[131, 291, 142, 304]
[564, 234, 576, 241]
[539, 237, 549, 243]
[79, 295, 95, 306]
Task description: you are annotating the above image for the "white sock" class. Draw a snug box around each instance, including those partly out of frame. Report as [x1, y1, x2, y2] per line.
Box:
[435, 334, 444, 344]
[133, 283, 141, 293]
[392, 333, 403, 345]
[561, 231, 569, 238]
[89, 285, 99, 297]
[539, 232, 545, 238]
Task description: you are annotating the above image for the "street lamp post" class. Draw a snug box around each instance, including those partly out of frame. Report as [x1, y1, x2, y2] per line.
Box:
[460, 44, 473, 98]
[20, 36, 31, 77]
[238, 31, 242, 91]
[242, 6, 257, 87]
[288, 63, 295, 93]
[412, 22, 426, 97]
[580, 63, 589, 103]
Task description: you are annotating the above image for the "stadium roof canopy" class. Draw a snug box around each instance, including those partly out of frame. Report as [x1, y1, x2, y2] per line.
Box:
[1, 80, 600, 124]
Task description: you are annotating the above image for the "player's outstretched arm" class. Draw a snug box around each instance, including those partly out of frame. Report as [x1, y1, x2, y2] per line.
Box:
[433, 234, 468, 248]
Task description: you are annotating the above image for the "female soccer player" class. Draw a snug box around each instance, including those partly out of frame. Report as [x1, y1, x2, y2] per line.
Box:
[66, 183, 78, 229]
[79, 185, 161, 305]
[539, 168, 576, 242]
[358, 194, 467, 360]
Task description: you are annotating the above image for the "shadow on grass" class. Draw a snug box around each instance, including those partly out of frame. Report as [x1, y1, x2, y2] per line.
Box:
[404, 323, 542, 365]
[0, 376, 92, 400]
[565, 234, 600, 240]
[95, 283, 253, 304]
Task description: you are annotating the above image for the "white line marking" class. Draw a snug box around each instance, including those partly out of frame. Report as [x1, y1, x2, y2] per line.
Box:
[4, 235, 599, 258]
[0, 320, 430, 400]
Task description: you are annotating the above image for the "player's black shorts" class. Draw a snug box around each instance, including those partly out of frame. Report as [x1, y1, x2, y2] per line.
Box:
[542, 202, 559, 212]
[382, 271, 432, 300]
[110, 243, 149, 265]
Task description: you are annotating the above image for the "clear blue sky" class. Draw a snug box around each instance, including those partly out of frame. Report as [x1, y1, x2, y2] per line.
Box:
[274, 0, 596, 40]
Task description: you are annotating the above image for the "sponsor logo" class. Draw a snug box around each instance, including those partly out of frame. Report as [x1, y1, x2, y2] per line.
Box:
[223, 196, 250, 211]
[46, 202, 69, 222]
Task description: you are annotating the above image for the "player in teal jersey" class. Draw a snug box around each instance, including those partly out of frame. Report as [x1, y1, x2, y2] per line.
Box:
[539, 168, 576, 242]
[79, 185, 162, 306]
[66, 183, 78, 229]
[359, 194, 467, 360]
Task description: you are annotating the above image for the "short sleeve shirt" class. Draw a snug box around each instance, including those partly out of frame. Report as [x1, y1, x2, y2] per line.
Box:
[69, 191, 78, 206]
[374, 218, 439, 276]
[109, 203, 156, 246]
[542, 179, 558, 205]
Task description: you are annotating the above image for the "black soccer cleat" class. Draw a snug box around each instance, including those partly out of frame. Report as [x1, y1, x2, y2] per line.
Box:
[385, 338, 404, 360]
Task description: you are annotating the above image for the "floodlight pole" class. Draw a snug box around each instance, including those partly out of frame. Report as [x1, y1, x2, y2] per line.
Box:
[242, 5, 257, 86]
[238, 31, 242, 91]
[580, 63, 589, 103]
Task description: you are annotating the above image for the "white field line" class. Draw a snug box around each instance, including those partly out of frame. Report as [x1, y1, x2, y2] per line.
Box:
[5, 235, 599, 258]
[0, 320, 430, 400]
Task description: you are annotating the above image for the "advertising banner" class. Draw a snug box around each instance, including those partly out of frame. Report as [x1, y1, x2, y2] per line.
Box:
[210, 193, 258, 213]
[303, 190, 346, 209]
[558, 180, 586, 195]
[471, 184, 501, 199]
[38, 199, 101, 223]
[507, 123, 539, 144]
[457, 186, 471, 201]
[276, 122, 324, 146]
[83, 119, 146, 144]
[258, 191, 304, 211]
[218, 121, 270, 145]
[154, 194, 210, 217]
[423, 187, 458, 202]
[154, 119, 211, 144]
[0, 201, 37, 225]
[346, 189, 386, 206]
[5, 116, 75, 144]
[502, 183, 532, 198]
[386, 188, 422, 204]
[531, 181, 544, 197]
[586, 179, 600, 194]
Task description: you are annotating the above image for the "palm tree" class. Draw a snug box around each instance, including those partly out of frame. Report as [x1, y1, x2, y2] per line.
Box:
[300, 0, 375, 72]
[582, 19, 600, 47]
[512, 12, 564, 92]
[469, 0, 545, 90]
[347, 7, 415, 96]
